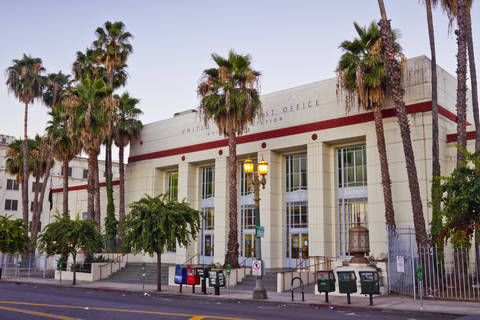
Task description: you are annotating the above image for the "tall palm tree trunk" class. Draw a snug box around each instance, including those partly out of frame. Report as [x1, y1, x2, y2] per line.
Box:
[225, 132, 240, 268]
[378, 0, 428, 245]
[94, 156, 101, 230]
[465, 3, 480, 279]
[465, 9, 480, 150]
[118, 144, 125, 240]
[22, 102, 29, 237]
[456, 0, 468, 166]
[34, 157, 53, 243]
[373, 105, 395, 228]
[87, 151, 96, 222]
[62, 160, 69, 217]
[426, 0, 442, 244]
[31, 174, 40, 253]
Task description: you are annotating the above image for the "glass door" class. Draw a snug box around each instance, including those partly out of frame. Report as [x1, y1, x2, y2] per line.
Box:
[287, 229, 309, 268]
[200, 208, 214, 265]
[240, 205, 256, 266]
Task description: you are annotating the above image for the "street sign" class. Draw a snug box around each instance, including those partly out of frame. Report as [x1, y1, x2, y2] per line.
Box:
[252, 259, 262, 276]
[396, 256, 405, 273]
[256, 226, 264, 238]
[416, 265, 423, 281]
[142, 263, 146, 277]
[226, 264, 231, 276]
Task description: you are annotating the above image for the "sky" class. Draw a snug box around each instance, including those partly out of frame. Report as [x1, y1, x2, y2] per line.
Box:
[1, 0, 479, 160]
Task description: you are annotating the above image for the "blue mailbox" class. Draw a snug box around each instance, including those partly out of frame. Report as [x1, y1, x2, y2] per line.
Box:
[174, 265, 187, 285]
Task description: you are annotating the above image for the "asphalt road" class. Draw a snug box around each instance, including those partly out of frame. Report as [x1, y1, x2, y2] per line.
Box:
[0, 282, 461, 320]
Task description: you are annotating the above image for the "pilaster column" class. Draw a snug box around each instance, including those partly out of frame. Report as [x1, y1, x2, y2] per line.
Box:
[178, 162, 199, 264]
[214, 156, 229, 264]
[307, 142, 334, 257]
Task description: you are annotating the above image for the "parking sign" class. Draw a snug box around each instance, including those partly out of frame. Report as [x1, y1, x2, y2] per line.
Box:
[252, 260, 262, 276]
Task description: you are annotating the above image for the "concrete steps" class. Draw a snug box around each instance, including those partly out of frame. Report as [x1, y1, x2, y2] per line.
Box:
[104, 263, 172, 285]
[234, 270, 278, 292]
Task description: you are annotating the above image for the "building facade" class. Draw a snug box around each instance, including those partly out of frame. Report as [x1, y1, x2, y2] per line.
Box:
[55, 56, 471, 268]
[0, 134, 119, 231]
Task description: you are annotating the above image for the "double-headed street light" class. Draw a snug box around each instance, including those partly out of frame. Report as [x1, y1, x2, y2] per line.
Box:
[243, 158, 268, 299]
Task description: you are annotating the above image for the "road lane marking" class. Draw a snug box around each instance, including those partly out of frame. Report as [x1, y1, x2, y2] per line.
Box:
[188, 317, 206, 320]
[0, 301, 251, 320]
[0, 305, 83, 320]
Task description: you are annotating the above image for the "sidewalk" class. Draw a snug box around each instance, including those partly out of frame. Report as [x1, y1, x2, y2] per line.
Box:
[2, 276, 479, 318]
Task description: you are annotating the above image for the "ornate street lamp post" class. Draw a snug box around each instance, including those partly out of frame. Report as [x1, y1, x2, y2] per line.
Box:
[243, 158, 268, 299]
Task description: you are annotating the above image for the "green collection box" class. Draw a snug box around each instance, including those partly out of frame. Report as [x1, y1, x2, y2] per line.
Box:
[317, 270, 336, 292]
[337, 271, 357, 294]
[359, 271, 380, 295]
[208, 269, 226, 287]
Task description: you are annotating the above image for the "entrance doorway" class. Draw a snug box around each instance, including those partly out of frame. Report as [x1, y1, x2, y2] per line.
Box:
[200, 208, 214, 265]
[287, 229, 309, 268]
[240, 205, 256, 266]
[285, 201, 308, 268]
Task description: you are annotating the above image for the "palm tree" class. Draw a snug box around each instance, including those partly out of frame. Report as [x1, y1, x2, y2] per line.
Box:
[44, 72, 78, 217]
[68, 77, 116, 229]
[113, 93, 143, 233]
[30, 135, 48, 247]
[377, 0, 428, 245]
[5, 55, 46, 229]
[34, 136, 55, 242]
[92, 21, 133, 222]
[337, 21, 397, 228]
[46, 103, 82, 217]
[198, 50, 262, 267]
[423, 0, 443, 245]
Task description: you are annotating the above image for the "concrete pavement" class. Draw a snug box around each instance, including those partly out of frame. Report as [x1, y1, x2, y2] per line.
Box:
[1, 275, 479, 318]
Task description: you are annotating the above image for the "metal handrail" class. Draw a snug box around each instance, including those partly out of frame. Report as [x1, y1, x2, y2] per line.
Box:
[98, 254, 125, 280]
[182, 253, 200, 266]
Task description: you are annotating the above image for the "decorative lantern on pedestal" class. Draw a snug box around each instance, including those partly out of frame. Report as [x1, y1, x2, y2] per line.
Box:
[348, 224, 369, 264]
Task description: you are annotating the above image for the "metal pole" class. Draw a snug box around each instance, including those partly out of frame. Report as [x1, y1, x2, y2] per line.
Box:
[409, 227, 416, 300]
[420, 279, 423, 310]
[252, 168, 267, 300]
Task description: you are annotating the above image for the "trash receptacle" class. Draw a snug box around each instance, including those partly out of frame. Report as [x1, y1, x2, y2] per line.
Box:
[337, 271, 357, 304]
[359, 271, 380, 305]
[208, 269, 225, 295]
[317, 270, 335, 302]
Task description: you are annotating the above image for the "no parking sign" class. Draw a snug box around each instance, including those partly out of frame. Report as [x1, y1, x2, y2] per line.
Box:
[252, 259, 262, 276]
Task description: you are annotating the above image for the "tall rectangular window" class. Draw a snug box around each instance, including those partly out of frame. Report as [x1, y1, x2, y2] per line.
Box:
[6, 179, 19, 190]
[83, 169, 88, 179]
[337, 145, 368, 257]
[5, 199, 18, 211]
[200, 166, 215, 263]
[167, 171, 178, 200]
[201, 166, 215, 199]
[286, 153, 307, 192]
[284, 153, 308, 267]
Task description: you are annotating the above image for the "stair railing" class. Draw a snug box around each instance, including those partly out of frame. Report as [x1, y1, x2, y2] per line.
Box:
[182, 253, 200, 266]
[99, 254, 125, 280]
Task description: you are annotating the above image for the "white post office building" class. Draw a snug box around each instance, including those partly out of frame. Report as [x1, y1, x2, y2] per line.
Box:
[57, 56, 469, 268]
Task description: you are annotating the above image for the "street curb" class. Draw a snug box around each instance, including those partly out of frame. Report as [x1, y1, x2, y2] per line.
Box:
[0, 279, 466, 318]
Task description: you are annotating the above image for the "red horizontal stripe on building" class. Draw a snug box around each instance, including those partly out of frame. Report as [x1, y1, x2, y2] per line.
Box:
[446, 130, 477, 143]
[52, 180, 119, 193]
[129, 101, 458, 163]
